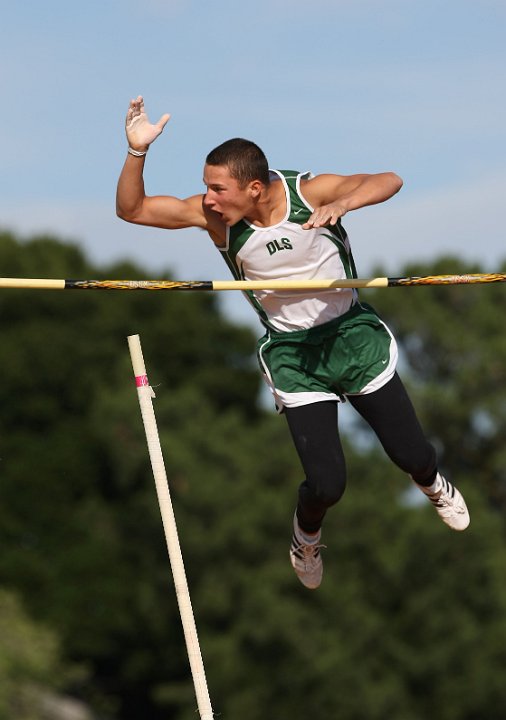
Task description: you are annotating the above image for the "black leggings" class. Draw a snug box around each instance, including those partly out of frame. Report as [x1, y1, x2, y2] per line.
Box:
[284, 372, 437, 533]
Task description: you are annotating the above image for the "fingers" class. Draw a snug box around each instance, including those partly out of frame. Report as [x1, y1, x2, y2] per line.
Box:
[126, 97, 170, 133]
[302, 210, 331, 230]
[126, 96, 145, 128]
[157, 113, 171, 131]
[302, 204, 347, 229]
[128, 96, 144, 113]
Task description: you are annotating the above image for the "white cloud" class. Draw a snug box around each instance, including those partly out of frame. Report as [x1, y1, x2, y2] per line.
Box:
[0, 200, 262, 328]
[1, 200, 219, 275]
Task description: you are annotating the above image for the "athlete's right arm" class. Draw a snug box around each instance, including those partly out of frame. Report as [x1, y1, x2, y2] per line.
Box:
[116, 155, 207, 230]
[116, 96, 221, 238]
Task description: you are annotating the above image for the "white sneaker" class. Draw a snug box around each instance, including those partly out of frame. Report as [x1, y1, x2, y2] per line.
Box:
[289, 515, 325, 589]
[417, 474, 470, 531]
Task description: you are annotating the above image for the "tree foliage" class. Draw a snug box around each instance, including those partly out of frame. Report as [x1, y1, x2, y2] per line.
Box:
[1, 232, 506, 719]
[0, 589, 66, 720]
[366, 255, 506, 511]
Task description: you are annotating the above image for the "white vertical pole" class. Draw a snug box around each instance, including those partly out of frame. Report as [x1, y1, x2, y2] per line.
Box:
[127, 334, 214, 720]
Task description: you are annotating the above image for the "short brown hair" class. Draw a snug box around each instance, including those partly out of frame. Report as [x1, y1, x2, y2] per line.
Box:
[205, 138, 270, 187]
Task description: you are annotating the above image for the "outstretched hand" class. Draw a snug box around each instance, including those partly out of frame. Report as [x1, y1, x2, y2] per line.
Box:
[125, 96, 171, 153]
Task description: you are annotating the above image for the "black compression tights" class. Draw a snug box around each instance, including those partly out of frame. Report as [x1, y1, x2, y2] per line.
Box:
[284, 372, 437, 533]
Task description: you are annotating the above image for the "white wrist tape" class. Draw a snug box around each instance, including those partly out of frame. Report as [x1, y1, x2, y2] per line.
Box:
[128, 147, 148, 157]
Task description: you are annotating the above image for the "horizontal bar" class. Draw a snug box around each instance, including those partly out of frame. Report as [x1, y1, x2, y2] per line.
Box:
[0, 273, 504, 291]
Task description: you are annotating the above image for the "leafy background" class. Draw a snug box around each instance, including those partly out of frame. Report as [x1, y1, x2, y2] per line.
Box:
[1, 231, 505, 719]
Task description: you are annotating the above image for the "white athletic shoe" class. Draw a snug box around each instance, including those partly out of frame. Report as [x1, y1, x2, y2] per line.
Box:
[289, 515, 325, 589]
[417, 474, 470, 531]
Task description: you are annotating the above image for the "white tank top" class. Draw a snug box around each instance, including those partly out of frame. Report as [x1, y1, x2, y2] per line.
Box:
[219, 169, 358, 332]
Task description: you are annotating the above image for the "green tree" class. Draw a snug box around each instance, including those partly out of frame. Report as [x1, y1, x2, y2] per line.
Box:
[0, 231, 262, 717]
[0, 588, 69, 720]
[2, 232, 506, 719]
[366, 256, 506, 511]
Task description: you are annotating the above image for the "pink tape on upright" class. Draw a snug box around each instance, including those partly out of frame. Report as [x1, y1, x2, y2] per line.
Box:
[135, 374, 149, 387]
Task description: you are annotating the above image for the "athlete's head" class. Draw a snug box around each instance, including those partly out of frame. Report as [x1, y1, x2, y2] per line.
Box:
[205, 138, 270, 188]
[203, 138, 270, 225]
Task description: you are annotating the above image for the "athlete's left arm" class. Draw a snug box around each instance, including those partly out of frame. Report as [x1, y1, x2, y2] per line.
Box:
[301, 172, 403, 229]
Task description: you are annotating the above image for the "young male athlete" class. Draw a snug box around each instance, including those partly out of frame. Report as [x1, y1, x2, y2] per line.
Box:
[117, 96, 470, 590]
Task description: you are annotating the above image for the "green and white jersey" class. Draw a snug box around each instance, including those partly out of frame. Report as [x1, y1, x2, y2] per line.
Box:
[219, 169, 359, 333]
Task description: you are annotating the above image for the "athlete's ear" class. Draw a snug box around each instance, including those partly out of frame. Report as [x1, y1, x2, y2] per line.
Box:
[249, 179, 263, 198]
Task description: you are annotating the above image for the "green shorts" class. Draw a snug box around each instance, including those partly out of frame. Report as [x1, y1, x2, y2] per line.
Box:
[257, 303, 398, 411]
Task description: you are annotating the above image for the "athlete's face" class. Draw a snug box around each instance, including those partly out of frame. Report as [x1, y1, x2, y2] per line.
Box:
[203, 164, 257, 226]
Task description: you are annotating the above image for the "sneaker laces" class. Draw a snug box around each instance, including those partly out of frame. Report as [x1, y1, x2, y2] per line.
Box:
[429, 482, 466, 515]
[433, 497, 466, 514]
[416, 474, 470, 532]
[291, 537, 326, 567]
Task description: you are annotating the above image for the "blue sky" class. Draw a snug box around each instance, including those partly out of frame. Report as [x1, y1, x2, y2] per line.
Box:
[2, 0, 505, 328]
